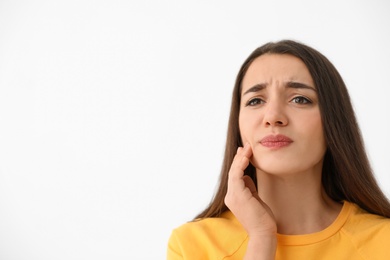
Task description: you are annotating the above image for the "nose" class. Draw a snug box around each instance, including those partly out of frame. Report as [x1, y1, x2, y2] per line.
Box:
[263, 100, 288, 127]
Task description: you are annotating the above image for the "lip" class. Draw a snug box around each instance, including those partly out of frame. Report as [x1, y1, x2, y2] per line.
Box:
[260, 134, 293, 149]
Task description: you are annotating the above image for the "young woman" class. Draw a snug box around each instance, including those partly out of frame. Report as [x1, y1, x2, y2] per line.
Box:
[167, 40, 390, 259]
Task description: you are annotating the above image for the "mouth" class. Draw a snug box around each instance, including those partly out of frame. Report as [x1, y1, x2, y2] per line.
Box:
[260, 134, 293, 149]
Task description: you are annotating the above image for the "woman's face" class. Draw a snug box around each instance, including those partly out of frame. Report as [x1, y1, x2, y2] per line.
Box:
[239, 54, 326, 176]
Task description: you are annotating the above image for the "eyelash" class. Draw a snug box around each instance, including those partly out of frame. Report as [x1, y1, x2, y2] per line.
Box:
[246, 98, 264, 106]
[245, 96, 312, 107]
[291, 96, 312, 104]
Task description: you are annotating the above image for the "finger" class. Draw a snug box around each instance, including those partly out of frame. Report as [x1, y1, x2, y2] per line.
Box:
[242, 175, 257, 195]
[241, 142, 253, 159]
[232, 143, 252, 163]
[228, 143, 253, 183]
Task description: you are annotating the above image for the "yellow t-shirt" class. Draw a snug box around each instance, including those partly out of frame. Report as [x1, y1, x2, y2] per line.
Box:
[167, 201, 390, 259]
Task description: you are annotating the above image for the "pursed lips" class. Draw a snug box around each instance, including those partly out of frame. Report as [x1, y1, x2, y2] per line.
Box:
[260, 134, 293, 148]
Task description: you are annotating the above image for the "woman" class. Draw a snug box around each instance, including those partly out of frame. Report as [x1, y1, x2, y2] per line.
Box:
[167, 40, 390, 259]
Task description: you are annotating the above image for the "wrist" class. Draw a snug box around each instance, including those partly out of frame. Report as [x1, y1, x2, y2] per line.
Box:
[244, 234, 277, 260]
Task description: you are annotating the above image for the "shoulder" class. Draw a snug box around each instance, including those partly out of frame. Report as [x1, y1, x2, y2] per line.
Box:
[167, 211, 248, 259]
[342, 202, 390, 259]
[343, 202, 390, 235]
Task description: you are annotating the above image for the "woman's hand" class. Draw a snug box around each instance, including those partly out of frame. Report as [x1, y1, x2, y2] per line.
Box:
[224, 143, 277, 259]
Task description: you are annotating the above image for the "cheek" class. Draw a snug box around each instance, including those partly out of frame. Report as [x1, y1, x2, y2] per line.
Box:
[238, 116, 246, 144]
[312, 116, 325, 139]
[300, 116, 326, 149]
[238, 113, 249, 143]
[239, 112, 259, 145]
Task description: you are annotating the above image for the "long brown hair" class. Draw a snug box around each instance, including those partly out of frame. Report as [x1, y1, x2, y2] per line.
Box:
[196, 40, 390, 219]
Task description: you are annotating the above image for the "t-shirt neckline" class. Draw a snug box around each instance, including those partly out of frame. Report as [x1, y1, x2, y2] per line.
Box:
[276, 201, 353, 246]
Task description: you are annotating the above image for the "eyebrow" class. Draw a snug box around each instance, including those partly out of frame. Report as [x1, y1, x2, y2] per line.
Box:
[286, 82, 317, 92]
[242, 83, 267, 96]
[242, 81, 316, 96]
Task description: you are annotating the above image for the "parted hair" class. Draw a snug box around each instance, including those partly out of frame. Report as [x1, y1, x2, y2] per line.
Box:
[196, 39, 390, 219]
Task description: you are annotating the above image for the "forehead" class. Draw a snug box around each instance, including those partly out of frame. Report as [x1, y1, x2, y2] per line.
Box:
[242, 54, 315, 90]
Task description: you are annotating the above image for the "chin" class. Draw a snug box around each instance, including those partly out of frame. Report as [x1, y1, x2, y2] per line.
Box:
[251, 158, 290, 176]
[252, 156, 324, 177]
[257, 166, 294, 176]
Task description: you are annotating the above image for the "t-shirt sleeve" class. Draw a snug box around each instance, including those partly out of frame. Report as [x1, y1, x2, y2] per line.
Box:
[167, 230, 183, 260]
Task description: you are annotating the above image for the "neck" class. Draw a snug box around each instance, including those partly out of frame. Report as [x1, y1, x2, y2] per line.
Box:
[256, 169, 342, 235]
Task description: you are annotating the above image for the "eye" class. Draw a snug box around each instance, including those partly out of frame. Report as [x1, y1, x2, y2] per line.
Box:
[291, 96, 312, 104]
[246, 98, 265, 106]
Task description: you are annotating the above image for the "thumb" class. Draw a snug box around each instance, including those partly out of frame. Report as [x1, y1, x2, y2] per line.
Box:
[242, 175, 257, 195]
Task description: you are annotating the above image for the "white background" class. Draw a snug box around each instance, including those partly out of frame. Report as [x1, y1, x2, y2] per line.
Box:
[0, 0, 389, 259]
